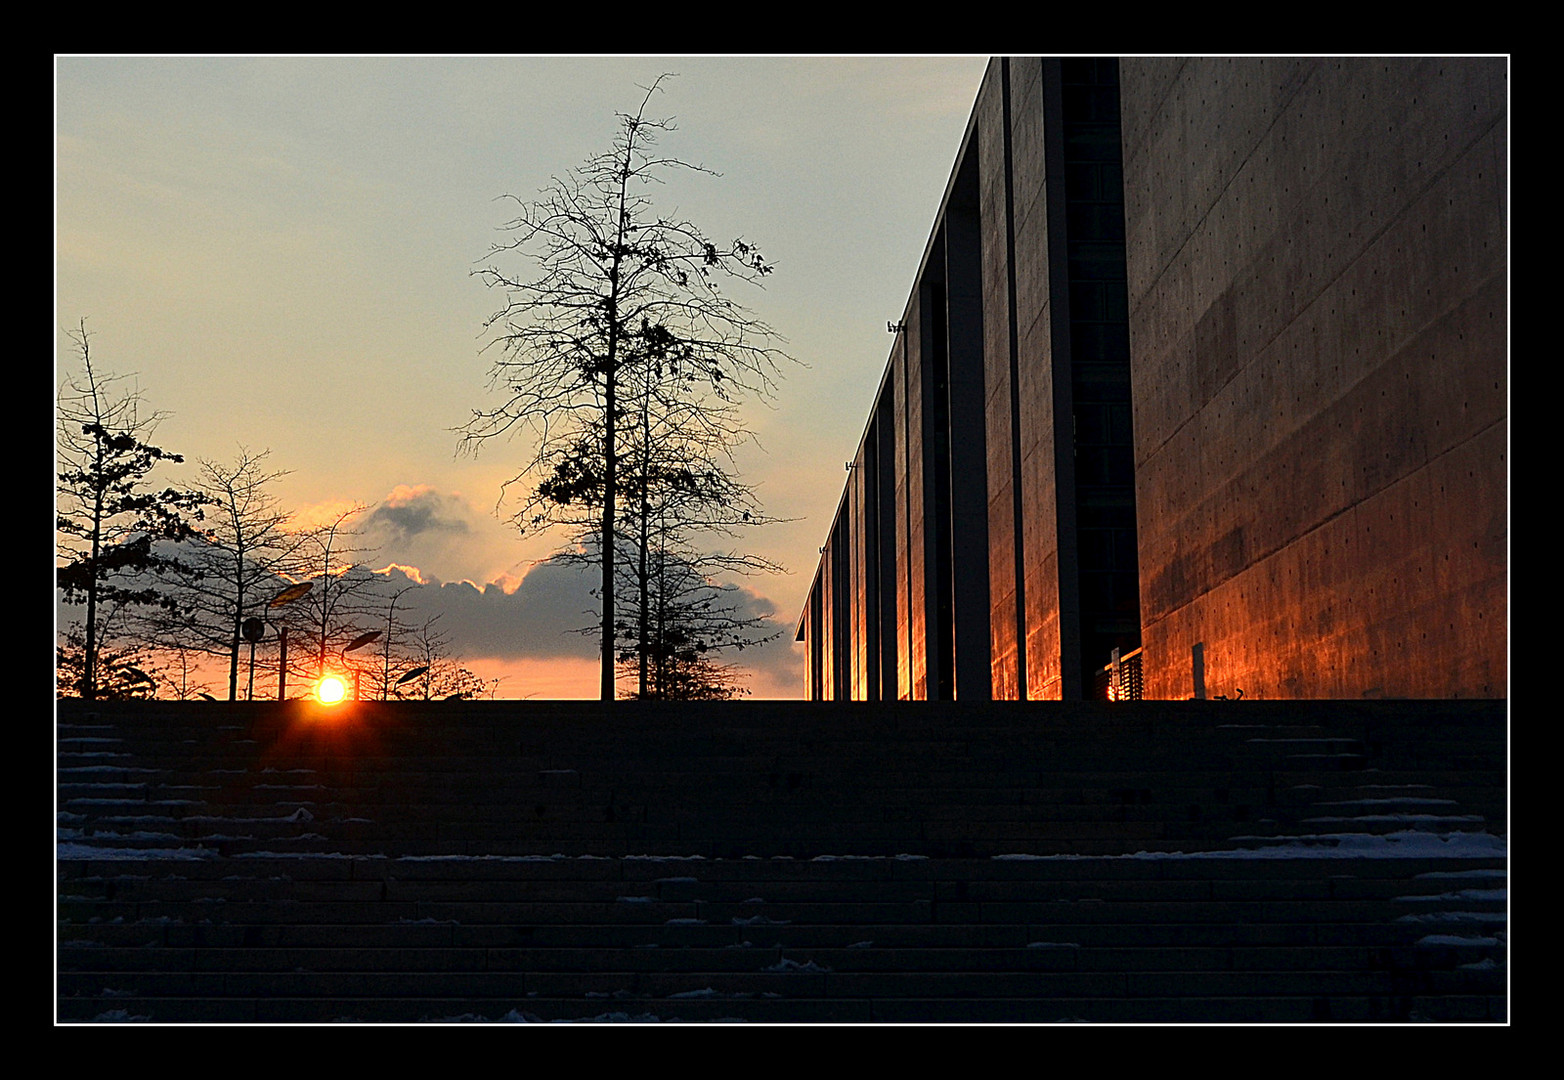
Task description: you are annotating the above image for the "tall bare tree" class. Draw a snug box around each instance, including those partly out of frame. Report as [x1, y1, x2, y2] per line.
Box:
[611, 335, 785, 697]
[461, 74, 787, 701]
[56, 320, 203, 699]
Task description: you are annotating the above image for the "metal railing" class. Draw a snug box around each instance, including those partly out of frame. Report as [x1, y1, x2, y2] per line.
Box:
[1091, 647, 1143, 701]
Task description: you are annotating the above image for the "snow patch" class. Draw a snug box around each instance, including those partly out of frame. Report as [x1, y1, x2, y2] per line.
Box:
[1395, 889, 1506, 903]
[1415, 869, 1507, 880]
[765, 958, 830, 972]
[811, 853, 929, 862]
[233, 851, 386, 859]
[57, 843, 216, 861]
[624, 855, 705, 862]
[991, 830, 1506, 861]
[1416, 934, 1500, 947]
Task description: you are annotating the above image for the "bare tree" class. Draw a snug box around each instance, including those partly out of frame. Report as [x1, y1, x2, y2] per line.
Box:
[622, 342, 786, 697]
[461, 74, 788, 701]
[546, 350, 785, 698]
[276, 504, 384, 694]
[56, 614, 162, 701]
[158, 642, 215, 701]
[152, 448, 310, 700]
[56, 320, 204, 699]
[364, 579, 420, 701]
[394, 616, 500, 701]
[619, 546, 780, 700]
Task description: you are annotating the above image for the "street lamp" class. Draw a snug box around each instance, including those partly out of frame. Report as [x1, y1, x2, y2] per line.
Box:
[267, 581, 313, 700]
[241, 616, 265, 700]
[340, 630, 382, 701]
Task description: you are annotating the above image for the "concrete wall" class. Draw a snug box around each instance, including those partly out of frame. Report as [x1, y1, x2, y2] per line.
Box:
[980, 61, 1023, 702]
[800, 56, 1507, 702]
[1011, 58, 1078, 701]
[1121, 57, 1507, 699]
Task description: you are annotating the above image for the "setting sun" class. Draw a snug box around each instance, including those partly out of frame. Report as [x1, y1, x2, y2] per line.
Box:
[316, 675, 348, 705]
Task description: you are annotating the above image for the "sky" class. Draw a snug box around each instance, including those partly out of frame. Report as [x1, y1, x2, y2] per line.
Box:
[54, 55, 993, 699]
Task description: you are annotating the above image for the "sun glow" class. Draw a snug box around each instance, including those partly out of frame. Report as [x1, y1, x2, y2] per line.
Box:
[316, 674, 348, 705]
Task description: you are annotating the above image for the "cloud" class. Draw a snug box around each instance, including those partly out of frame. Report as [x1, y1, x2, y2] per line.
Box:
[360, 484, 524, 588]
[365, 484, 471, 542]
[376, 562, 429, 585]
[702, 578, 803, 699]
[376, 557, 802, 697]
[55, 529, 798, 699]
[369, 558, 599, 662]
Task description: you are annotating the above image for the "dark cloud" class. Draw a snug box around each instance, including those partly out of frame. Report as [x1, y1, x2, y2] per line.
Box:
[387, 560, 802, 694]
[383, 559, 602, 661]
[365, 485, 472, 543]
[707, 579, 804, 697]
[361, 485, 520, 588]
[358, 489, 801, 693]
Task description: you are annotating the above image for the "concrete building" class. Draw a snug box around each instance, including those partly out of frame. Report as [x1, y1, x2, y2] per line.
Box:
[798, 57, 1507, 702]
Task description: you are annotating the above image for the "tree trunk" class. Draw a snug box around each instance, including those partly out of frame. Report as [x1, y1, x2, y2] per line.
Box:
[83, 434, 104, 701]
[636, 362, 653, 699]
[601, 330, 617, 702]
[228, 615, 241, 702]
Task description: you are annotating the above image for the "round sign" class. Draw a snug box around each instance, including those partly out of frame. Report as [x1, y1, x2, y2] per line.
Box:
[242, 617, 266, 643]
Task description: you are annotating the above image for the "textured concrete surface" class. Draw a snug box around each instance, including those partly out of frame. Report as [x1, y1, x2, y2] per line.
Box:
[800, 57, 1505, 702]
[1122, 57, 1506, 699]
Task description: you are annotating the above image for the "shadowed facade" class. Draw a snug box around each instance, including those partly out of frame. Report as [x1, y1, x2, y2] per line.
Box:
[798, 57, 1507, 702]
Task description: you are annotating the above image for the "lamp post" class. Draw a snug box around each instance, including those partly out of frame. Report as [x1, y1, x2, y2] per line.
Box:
[396, 665, 430, 700]
[241, 617, 266, 700]
[267, 581, 313, 700]
[342, 630, 382, 701]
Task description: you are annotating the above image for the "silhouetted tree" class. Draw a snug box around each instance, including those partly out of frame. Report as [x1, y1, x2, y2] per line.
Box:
[617, 546, 780, 700]
[158, 642, 215, 701]
[609, 351, 785, 698]
[275, 504, 384, 695]
[55, 619, 162, 701]
[462, 74, 787, 701]
[56, 321, 204, 699]
[363, 579, 419, 701]
[151, 448, 310, 700]
[393, 616, 500, 701]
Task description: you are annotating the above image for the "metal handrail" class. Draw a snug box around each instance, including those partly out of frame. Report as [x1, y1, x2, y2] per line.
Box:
[1092, 647, 1144, 701]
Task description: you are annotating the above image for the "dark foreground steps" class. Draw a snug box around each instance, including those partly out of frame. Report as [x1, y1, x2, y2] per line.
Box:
[58, 698, 1507, 1023]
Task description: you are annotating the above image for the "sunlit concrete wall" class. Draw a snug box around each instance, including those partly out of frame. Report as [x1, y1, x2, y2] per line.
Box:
[800, 56, 1507, 702]
[980, 63, 1024, 702]
[1121, 57, 1507, 699]
[1009, 59, 1072, 701]
[804, 59, 1053, 702]
[982, 59, 1066, 700]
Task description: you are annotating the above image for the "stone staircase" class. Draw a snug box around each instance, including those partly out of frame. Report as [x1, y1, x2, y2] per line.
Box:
[57, 698, 1507, 1023]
